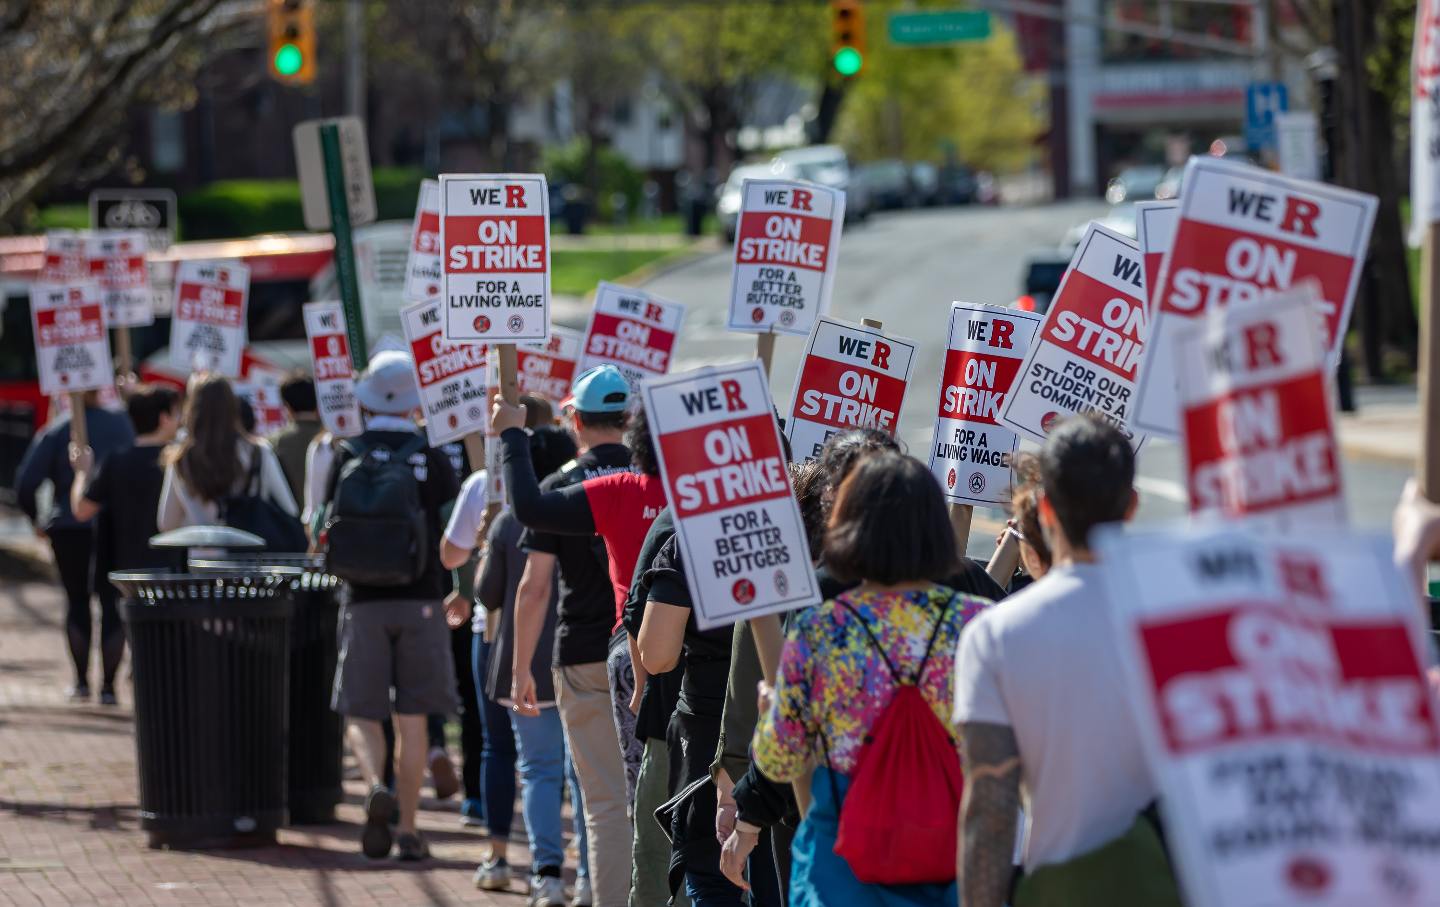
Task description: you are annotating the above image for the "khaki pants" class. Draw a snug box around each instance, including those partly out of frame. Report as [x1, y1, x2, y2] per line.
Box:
[556, 662, 632, 907]
[631, 738, 689, 907]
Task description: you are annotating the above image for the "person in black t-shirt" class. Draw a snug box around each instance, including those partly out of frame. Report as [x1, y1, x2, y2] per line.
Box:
[509, 368, 635, 907]
[320, 351, 461, 863]
[68, 384, 181, 705]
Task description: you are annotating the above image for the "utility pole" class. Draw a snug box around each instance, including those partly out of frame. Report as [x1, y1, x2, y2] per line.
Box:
[345, 0, 365, 119]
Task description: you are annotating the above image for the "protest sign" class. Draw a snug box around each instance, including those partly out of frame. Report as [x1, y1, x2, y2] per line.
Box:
[403, 178, 442, 303]
[439, 173, 550, 343]
[1135, 201, 1178, 313]
[785, 316, 916, 461]
[642, 361, 820, 630]
[515, 326, 580, 404]
[235, 379, 287, 436]
[302, 301, 363, 438]
[929, 302, 1042, 505]
[168, 260, 249, 377]
[727, 179, 845, 337]
[1177, 284, 1343, 527]
[1134, 157, 1377, 438]
[402, 297, 489, 446]
[1096, 524, 1440, 907]
[1412, 0, 1440, 243]
[31, 283, 112, 397]
[40, 231, 87, 283]
[87, 231, 153, 327]
[999, 223, 1147, 447]
[578, 281, 686, 389]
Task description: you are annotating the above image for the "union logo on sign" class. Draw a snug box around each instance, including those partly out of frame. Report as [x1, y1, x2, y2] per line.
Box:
[1040, 411, 1061, 434]
[773, 570, 789, 596]
[947, 468, 957, 490]
[750, 307, 765, 324]
[1286, 856, 1332, 894]
[474, 315, 491, 333]
[969, 472, 986, 495]
[507, 314, 525, 334]
[732, 578, 756, 605]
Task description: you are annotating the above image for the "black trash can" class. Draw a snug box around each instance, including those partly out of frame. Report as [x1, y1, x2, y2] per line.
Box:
[191, 555, 345, 824]
[112, 570, 297, 849]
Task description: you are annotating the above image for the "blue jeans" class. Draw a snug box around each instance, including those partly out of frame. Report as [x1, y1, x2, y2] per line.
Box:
[568, 746, 590, 881]
[472, 638, 516, 838]
[509, 704, 570, 873]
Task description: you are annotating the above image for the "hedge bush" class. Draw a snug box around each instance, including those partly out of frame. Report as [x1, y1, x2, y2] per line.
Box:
[176, 166, 427, 239]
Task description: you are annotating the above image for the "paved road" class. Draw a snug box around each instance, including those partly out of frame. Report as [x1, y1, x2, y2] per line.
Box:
[636, 202, 1415, 552]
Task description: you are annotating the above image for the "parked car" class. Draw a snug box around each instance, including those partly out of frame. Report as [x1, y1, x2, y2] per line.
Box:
[1020, 252, 1069, 314]
[937, 164, 979, 205]
[909, 162, 940, 206]
[716, 161, 787, 242]
[856, 159, 916, 209]
[774, 144, 873, 222]
[1104, 164, 1166, 205]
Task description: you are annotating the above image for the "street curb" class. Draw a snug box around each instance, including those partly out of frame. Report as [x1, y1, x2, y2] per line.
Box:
[624, 239, 721, 288]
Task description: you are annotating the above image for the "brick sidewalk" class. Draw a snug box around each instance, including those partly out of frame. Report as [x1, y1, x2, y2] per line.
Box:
[0, 576, 564, 906]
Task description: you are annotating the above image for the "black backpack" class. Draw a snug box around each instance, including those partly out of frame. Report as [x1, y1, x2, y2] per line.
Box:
[218, 447, 308, 553]
[321, 434, 429, 587]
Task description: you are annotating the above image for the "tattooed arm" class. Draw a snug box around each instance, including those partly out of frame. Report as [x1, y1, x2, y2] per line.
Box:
[958, 721, 1021, 907]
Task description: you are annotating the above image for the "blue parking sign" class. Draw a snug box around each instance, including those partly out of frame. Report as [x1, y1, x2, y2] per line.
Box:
[1245, 82, 1289, 153]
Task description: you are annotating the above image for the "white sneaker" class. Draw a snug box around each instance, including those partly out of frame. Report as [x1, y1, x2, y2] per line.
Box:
[528, 874, 567, 907]
[569, 876, 593, 907]
[473, 859, 511, 891]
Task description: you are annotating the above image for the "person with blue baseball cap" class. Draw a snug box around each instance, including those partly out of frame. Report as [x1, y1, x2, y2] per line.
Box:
[491, 364, 668, 907]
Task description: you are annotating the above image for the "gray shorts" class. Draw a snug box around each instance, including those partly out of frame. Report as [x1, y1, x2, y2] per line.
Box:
[332, 598, 459, 721]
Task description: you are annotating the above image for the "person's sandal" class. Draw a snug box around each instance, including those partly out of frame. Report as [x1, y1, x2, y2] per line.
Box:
[395, 831, 430, 861]
[361, 784, 396, 859]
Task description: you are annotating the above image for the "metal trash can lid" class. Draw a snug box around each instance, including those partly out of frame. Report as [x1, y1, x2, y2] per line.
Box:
[149, 526, 265, 550]
[189, 555, 341, 591]
[108, 569, 303, 600]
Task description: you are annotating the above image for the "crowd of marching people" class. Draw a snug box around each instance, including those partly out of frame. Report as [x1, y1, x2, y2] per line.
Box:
[16, 344, 1440, 907]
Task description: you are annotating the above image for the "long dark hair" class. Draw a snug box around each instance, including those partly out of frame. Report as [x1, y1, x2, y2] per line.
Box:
[624, 404, 659, 477]
[165, 375, 246, 503]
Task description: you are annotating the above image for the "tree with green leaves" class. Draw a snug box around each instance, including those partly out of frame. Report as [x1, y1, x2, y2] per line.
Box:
[831, 10, 1043, 172]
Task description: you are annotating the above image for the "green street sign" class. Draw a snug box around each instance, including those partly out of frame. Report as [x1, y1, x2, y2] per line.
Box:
[888, 10, 992, 46]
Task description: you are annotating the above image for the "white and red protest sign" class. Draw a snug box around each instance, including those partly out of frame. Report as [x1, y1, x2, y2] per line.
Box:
[31, 283, 112, 397]
[1096, 524, 1440, 907]
[1412, 0, 1440, 241]
[40, 231, 87, 283]
[1176, 284, 1343, 528]
[87, 231, 152, 327]
[929, 302, 1042, 505]
[168, 260, 249, 377]
[235, 379, 287, 437]
[302, 301, 363, 438]
[1135, 201, 1178, 313]
[439, 173, 549, 343]
[578, 281, 686, 389]
[1134, 157, 1377, 438]
[403, 178, 442, 303]
[785, 316, 915, 461]
[727, 179, 845, 337]
[401, 297, 489, 446]
[642, 361, 820, 629]
[516, 326, 581, 405]
[1000, 223, 1147, 447]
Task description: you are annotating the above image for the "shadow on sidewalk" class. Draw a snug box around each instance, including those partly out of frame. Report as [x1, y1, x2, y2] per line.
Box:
[0, 799, 136, 830]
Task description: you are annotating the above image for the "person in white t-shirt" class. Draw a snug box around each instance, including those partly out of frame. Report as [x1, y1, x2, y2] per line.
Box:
[952, 415, 1151, 907]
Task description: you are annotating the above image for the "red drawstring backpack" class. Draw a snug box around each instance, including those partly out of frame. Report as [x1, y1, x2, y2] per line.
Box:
[821, 595, 964, 886]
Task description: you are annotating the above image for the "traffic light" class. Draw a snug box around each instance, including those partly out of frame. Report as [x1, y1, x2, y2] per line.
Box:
[831, 0, 865, 78]
[267, 0, 315, 85]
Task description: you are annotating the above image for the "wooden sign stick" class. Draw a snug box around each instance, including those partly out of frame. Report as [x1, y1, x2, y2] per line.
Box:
[1420, 223, 1440, 502]
[113, 328, 134, 383]
[68, 392, 88, 448]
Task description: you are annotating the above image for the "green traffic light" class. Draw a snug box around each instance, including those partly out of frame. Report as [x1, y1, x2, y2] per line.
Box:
[833, 46, 863, 76]
[274, 42, 304, 76]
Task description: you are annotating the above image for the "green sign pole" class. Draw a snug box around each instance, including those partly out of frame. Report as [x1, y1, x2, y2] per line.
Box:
[319, 123, 368, 371]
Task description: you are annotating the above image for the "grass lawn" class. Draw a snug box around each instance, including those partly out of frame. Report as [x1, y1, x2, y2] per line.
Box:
[583, 212, 719, 236]
[551, 246, 692, 296]
[32, 203, 89, 230]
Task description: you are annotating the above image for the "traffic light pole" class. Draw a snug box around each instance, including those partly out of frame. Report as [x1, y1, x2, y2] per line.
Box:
[319, 123, 368, 371]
